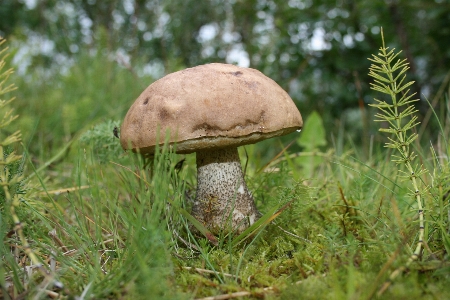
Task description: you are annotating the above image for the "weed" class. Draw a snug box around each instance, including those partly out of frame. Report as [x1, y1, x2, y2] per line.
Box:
[368, 29, 449, 296]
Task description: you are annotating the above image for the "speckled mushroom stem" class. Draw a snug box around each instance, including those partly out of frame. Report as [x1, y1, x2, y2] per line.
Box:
[192, 147, 259, 234]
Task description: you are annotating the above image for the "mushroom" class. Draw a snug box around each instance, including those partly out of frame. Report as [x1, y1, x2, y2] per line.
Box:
[120, 63, 303, 234]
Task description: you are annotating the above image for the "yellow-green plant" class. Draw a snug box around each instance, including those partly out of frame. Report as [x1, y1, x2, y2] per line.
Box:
[0, 37, 23, 216]
[368, 30, 429, 292]
[0, 37, 56, 296]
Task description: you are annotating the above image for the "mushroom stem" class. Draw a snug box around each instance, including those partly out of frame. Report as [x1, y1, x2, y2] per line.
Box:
[193, 147, 259, 234]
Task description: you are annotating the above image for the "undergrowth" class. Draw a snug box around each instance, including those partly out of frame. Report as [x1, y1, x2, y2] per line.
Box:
[1, 32, 450, 299]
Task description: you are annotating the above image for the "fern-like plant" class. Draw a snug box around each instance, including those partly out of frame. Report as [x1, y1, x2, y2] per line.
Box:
[368, 30, 430, 293]
[0, 37, 58, 296]
[0, 37, 24, 217]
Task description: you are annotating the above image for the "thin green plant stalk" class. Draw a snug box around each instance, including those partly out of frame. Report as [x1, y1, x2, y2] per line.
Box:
[368, 29, 428, 294]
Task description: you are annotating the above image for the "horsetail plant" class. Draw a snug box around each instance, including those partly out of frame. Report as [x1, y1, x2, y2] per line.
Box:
[368, 30, 429, 293]
[0, 37, 58, 296]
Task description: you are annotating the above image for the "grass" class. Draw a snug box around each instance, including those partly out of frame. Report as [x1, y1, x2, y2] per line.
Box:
[1, 34, 450, 299]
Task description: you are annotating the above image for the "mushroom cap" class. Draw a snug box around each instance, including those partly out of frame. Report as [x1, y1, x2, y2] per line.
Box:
[120, 63, 303, 154]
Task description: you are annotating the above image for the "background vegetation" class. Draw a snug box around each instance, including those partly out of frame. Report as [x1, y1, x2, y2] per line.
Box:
[0, 0, 449, 299]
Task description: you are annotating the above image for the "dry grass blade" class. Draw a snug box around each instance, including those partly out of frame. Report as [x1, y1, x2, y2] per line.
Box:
[183, 267, 238, 279]
[39, 185, 90, 195]
[195, 287, 274, 300]
[231, 198, 296, 247]
[257, 140, 295, 173]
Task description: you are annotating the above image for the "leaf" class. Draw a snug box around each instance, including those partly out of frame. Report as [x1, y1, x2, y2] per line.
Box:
[231, 205, 279, 247]
[178, 208, 218, 246]
[297, 111, 327, 150]
[397, 91, 418, 106]
[395, 80, 416, 94]
[368, 71, 391, 83]
[231, 199, 295, 248]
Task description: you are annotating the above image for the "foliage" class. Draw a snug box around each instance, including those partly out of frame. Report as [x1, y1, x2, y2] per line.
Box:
[0, 38, 23, 207]
[295, 110, 328, 177]
[369, 29, 428, 263]
[80, 119, 123, 164]
[368, 29, 450, 295]
[0, 37, 45, 299]
[11, 41, 152, 163]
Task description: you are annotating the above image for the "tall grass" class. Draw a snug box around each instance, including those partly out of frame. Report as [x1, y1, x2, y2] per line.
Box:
[9, 139, 185, 298]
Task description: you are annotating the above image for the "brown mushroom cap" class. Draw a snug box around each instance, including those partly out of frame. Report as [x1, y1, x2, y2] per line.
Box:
[120, 63, 303, 154]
